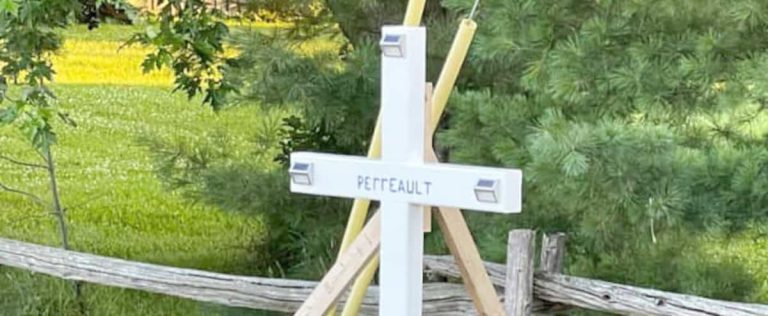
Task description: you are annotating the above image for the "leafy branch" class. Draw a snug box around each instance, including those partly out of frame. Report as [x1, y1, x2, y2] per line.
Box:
[0, 181, 48, 207]
[0, 154, 46, 169]
[129, 0, 236, 110]
[1, 1, 85, 312]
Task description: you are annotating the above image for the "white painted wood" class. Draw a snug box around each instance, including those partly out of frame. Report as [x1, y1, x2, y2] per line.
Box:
[290, 152, 522, 214]
[289, 24, 519, 315]
[379, 25, 427, 316]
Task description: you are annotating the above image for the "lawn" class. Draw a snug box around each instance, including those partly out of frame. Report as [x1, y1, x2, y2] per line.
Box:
[0, 24, 284, 315]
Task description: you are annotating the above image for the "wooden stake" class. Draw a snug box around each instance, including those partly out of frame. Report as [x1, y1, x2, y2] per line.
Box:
[295, 212, 381, 316]
[423, 83, 434, 233]
[434, 205, 506, 316]
[422, 79, 504, 314]
[504, 230, 535, 316]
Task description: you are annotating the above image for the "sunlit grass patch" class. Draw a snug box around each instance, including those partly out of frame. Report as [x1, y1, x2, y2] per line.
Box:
[54, 39, 173, 86]
[55, 22, 338, 87]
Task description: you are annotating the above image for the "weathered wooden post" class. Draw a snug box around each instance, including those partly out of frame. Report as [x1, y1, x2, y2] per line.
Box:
[540, 233, 566, 274]
[537, 232, 569, 314]
[504, 229, 535, 316]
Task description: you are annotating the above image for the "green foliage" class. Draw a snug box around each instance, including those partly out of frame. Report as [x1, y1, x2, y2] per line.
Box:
[140, 112, 352, 278]
[225, 2, 458, 159]
[227, 32, 379, 157]
[437, 0, 768, 303]
[78, 0, 136, 30]
[216, 0, 768, 304]
[1, 23, 271, 315]
[0, 0, 80, 150]
[130, 0, 236, 110]
[242, 0, 319, 22]
[164, 4, 464, 278]
[274, 115, 349, 166]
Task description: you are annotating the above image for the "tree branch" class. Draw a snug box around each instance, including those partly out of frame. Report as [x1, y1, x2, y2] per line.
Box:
[0, 181, 48, 207]
[0, 154, 46, 170]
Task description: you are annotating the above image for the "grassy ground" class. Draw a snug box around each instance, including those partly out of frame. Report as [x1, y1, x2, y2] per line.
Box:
[0, 24, 283, 315]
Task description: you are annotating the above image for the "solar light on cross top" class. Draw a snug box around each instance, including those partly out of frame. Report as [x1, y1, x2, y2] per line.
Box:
[380, 34, 406, 57]
[289, 25, 523, 316]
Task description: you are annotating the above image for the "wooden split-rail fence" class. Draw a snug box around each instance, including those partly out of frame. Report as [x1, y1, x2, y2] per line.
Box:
[2, 230, 767, 315]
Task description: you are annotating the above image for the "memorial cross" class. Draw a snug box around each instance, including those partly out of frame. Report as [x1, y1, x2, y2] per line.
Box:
[289, 25, 523, 315]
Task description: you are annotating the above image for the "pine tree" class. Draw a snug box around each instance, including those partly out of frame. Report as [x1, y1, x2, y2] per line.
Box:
[149, 0, 462, 276]
[439, 0, 768, 301]
[151, 0, 768, 300]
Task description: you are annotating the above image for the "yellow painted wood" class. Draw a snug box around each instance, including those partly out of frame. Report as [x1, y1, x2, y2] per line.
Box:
[340, 252, 379, 316]
[429, 19, 477, 134]
[403, 0, 427, 26]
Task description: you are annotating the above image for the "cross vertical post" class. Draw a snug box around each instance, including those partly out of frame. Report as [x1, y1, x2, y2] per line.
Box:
[289, 24, 522, 316]
[379, 25, 427, 316]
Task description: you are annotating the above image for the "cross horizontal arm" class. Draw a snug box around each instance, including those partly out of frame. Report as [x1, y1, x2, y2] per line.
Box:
[290, 152, 522, 214]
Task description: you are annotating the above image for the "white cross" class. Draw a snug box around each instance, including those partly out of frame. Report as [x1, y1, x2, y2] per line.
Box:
[288, 26, 523, 315]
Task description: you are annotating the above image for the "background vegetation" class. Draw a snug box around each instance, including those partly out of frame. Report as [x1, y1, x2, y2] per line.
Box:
[2, 0, 768, 315]
[0, 23, 281, 315]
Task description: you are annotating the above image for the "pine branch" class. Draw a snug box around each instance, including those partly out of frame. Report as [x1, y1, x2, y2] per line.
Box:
[0, 181, 48, 207]
[0, 154, 46, 170]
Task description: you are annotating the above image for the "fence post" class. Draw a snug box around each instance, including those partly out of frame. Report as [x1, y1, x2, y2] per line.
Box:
[540, 233, 566, 274]
[504, 229, 535, 316]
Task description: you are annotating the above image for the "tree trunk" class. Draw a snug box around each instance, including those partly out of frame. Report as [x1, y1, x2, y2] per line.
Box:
[44, 147, 84, 314]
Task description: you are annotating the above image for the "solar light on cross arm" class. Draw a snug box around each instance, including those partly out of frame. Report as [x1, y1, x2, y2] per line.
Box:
[474, 179, 499, 203]
[289, 162, 313, 185]
[380, 34, 405, 57]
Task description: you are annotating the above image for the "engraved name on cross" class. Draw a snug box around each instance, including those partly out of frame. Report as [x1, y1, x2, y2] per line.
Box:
[288, 25, 523, 316]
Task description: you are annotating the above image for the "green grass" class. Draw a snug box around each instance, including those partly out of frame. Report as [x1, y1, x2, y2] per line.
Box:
[1, 24, 285, 315]
[704, 227, 768, 302]
[1, 85, 270, 267]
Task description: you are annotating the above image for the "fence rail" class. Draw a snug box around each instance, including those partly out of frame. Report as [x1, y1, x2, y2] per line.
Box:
[2, 235, 767, 315]
[0, 237, 476, 315]
[425, 254, 768, 316]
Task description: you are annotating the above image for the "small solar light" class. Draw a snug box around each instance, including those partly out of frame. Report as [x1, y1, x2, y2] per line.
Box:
[289, 162, 313, 185]
[474, 179, 499, 203]
[380, 34, 405, 57]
